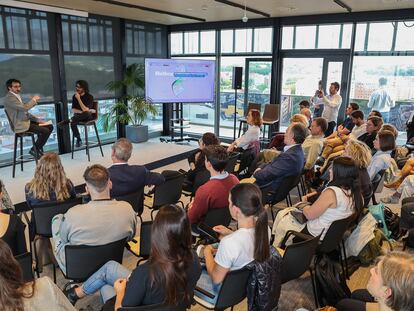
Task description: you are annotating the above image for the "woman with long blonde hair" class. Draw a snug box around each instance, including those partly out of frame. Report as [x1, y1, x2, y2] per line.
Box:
[25, 152, 76, 205]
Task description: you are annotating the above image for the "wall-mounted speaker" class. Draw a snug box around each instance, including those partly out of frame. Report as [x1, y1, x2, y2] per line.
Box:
[232, 67, 243, 90]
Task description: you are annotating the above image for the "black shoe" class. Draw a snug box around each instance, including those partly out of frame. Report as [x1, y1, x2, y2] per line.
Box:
[64, 285, 80, 306]
[29, 148, 41, 160]
[315, 156, 325, 166]
[76, 139, 83, 148]
[57, 119, 70, 128]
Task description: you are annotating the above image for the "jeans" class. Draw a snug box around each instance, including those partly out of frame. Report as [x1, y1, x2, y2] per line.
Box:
[71, 111, 94, 140]
[28, 121, 53, 150]
[81, 260, 131, 303]
[380, 111, 390, 123]
[194, 268, 222, 305]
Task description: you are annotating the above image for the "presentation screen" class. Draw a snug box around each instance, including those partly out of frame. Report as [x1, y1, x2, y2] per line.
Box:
[145, 58, 215, 103]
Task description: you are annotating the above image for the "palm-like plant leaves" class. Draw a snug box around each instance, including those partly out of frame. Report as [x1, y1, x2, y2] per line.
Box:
[103, 63, 156, 131]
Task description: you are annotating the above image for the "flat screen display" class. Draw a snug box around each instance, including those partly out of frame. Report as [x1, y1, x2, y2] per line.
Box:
[145, 58, 215, 103]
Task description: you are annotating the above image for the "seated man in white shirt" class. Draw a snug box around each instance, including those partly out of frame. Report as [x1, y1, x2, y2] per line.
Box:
[303, 117, 327, 170]
[51, 164, 137, 275]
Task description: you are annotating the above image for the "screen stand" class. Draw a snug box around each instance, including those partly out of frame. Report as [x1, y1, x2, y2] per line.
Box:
[233, 89, 238, 140]
[160, 102, 195, 144]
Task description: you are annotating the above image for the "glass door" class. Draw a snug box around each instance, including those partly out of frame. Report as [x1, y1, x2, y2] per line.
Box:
[244, 58, 273, 112]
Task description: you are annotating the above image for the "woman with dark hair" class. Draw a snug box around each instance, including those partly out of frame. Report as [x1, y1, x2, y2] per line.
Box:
[0, 182, 26, 256]
[58, 80, 95, 147]
[303, 157, 362, 238]
[64, 205, 201, 309]
[195, 183, 270, 304]
[367, 130, 395, 180]
[0, 240, 75, 311]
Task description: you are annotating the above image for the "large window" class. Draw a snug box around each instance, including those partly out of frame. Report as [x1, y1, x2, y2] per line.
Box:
[221, 27, 273, 54]
[170, 30, 217, 55]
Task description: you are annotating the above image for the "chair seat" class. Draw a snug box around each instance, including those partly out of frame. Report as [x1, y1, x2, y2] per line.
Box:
[16, 131, 36, 137]
[127, 236, 141, 256]
[263, 119, 278, 125]
[144, 193, 154, 208]
[193, 295, 216, 309]
[78, 120, 97, 125]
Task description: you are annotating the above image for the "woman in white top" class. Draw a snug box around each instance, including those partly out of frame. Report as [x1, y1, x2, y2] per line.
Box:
[0, 240, 75, 311]
[228, 109, 262, 152]
[304, 156, 362, 239]
[195, 183, 270, 304]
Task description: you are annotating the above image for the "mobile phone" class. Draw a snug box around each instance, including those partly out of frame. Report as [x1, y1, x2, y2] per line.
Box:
[197, 223, 219, 243]
[291, 211, 307, 224]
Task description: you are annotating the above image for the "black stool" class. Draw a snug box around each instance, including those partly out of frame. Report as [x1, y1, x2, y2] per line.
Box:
[71, 101, 104, 162]
[12, 131, 39, 178]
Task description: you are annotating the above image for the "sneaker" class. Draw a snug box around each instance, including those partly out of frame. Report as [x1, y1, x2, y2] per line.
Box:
[315, 156, 325, 166]
[380, 195, 399, 204]
[63, 285, 80, 305]
[57, 119, 70, 128]
[75, 139, 83, 148]
[28, 148, 41, 160]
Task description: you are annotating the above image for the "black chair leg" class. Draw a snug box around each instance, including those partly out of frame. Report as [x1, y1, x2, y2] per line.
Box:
[33, 237, 40, 278]
[309, 268, 319, 308]
[342, 240, 349, 280]
[94, 122, 104, 157]
[85, 125, 90, 162]
[52, 263, 57, 283]
[71, 132, 75, 159]
[20, 135, 24, 171]
[31, 135, 38, 164]
[12, 134, 18, 178]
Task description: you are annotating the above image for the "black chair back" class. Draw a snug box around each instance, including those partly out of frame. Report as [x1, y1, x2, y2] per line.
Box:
[317, 216, 353, 254]
[244, 102, 261, 117]
[152, 171, 185, 208]
[262, 104, 279, 122]
[204, 207, 232, 228]
[64, 237, 126, 282]
[191, 169, 211, 196]
[371, 169, 386, 204]
[30, 197, 83, 237]
[281, 235, 320, 283]
[139, 221, 153, 259]
[15, 252, 34, 282]
[114, 189, 145, 216]
[225, 152, 240, 174]
[215, 268, 251, 310]
[262, 174, 300, 205]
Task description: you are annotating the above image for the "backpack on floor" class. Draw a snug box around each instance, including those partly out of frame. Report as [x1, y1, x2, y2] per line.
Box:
[314, 254, 351, 307]
[384, 206, 403, 240]
[400, 202, 414, 230]
[368, 203, 391, 238]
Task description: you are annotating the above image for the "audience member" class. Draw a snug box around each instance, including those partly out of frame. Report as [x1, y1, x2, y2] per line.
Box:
[254, 123, 307, 190]
[325, 103, 359, 140]
[358, 116, 384, 150]
[267, 114, 308, 151]
[369, 110, 383, 118]
[367, 77, 394, 123]
[367, 130, 395, 180]
[337, 251, 414, 311]
[303, 117, 327, 170]
[195, 183, 270, 305]
[274, 157, 360, 245]
[0, 179, 14, 211]
[64, 205, 201, 309]
[310, 81, 324, 118]
[187, 145, 239, 226]
[184, 132, 220, 192]
[25, 152, 76, 206]
[108, 138, 164, 197]
[321, 82, 342, 136]
[228, 109, 261, 153]
[58, 80, 95, 147]
[349, 110, 367, 140]
[51, 164, 137, 274]
[0, 240, 75, 311]
[0, 182, 26, 256]
[299, 100, 312, 123]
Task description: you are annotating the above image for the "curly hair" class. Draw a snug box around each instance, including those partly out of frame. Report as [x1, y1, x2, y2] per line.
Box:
[290, 114, 309, 127]
[344, 139, 372, 169]
[26, 152, 72, 201]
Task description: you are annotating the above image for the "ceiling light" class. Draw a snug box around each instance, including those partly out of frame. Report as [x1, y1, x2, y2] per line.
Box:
[242, 0, 248, 23]
[2, 0, 88, 17]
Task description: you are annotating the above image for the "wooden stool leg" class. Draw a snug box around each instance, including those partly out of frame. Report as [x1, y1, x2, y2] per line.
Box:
[85, 125, 90, 162]
[94, 122, 104, 157]
[12, 134, 18, 178]
[20, 135, 24, 171]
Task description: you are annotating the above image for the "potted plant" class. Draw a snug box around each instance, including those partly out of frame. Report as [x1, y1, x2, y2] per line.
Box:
[103, 63, 157, 143]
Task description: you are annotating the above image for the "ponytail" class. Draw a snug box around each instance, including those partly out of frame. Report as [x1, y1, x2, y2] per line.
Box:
[230, 183, 270, 263]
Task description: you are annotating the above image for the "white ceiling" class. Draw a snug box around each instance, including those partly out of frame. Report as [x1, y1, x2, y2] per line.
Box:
[14, 0, 414, 25]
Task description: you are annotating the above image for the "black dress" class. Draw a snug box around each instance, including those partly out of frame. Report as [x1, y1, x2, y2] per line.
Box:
[1, 213, 26, 256]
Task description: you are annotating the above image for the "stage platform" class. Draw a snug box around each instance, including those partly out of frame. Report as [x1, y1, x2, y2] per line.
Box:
[1, 138, 197, 205]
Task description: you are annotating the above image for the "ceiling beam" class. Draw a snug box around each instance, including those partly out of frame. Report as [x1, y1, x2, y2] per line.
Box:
[214, 0, 271, 18]
[93, 0, 206, 22]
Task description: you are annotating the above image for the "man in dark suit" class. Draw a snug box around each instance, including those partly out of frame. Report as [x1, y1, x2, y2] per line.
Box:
[108, 138, 165, 197]
[254, 123, 307, 191]
[3, 78, 53, 159]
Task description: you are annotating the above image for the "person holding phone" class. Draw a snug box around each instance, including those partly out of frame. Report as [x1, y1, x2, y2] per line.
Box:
[321, 81, 343, 136]
[310, 80, 324, 118]
[58, 80, 95, 147]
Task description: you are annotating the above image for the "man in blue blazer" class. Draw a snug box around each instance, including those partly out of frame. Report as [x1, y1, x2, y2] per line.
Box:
[108, 138, 165, 197]
[254, 123, 307, 191]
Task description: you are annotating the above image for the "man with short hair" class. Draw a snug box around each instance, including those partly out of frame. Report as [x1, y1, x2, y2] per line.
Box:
[254, 123, 306, 191]
[303, 117, 327, 170]
[368, 77, 394, 122]
[187, 145, 239, 226]
[51, 164, 137, 274]
[321, 82, 342, 136]
[3, 78, 53, 159]
[108, 138, 164, 197]
[349, 110, 367, 140]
